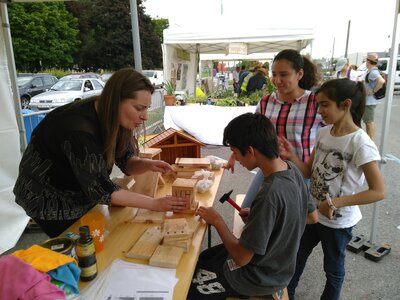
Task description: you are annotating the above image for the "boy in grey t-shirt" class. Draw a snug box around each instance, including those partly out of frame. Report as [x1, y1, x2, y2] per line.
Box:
[188, 113, 316, 299]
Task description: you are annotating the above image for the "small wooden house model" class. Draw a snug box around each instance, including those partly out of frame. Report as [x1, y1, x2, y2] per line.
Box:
[144, 128, 205, 165]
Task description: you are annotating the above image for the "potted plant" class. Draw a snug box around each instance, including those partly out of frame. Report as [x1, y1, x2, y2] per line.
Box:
[163, 80, 176, 106]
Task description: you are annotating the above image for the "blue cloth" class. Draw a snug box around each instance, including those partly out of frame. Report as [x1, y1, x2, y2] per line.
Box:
[48, 262, 81, 294]
[22, 109, 45, 143]
[287, 223, 353, 300]
[365, 68, 380, 106]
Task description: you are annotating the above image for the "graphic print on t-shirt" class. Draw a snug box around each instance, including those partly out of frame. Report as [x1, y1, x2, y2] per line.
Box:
[311, 141, 353, 219]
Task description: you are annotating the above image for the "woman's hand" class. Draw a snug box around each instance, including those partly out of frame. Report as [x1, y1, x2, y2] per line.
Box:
[223, 153, 236, 174]
[153, 196, 189, 212]
[148, 160, 173, 175]
[196, 206, 223, 226]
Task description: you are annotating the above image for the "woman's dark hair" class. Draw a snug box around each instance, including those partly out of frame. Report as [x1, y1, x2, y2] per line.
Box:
[97, 68, 154, 168]
[223, 113, 279, 159]
[273, 49, 318, 90]
[316, 78, 366, 127]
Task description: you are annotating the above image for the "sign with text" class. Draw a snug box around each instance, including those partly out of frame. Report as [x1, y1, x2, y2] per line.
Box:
[226, 43, 248, 55]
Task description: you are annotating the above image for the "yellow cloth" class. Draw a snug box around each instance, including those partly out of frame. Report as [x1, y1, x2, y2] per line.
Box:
[196, 87, 205, 97]
[12, 245, 76, 272]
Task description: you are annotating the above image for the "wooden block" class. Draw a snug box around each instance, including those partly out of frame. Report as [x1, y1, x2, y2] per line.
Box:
[172, 164, 211, 172]
[132, 209, 165, 224]
[163, 218, 190, 238]
[131, 171, 159, 197]
[139, 147, 162, 159]
[112, 176, 135, 190]
[175, 157, 211, 168]
[149, 245, 184, 268]
[172, 178, 197, 209]
[163, 238, 191, 252]
[187, 215, 201, 236]
[125, 226, 163, 260]
[176, 200, 199, 215]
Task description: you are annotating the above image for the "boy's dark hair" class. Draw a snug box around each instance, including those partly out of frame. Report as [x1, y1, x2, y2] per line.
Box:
[223, 113, 279, 159]
[316, 78, 366, 127]
[274, 49, 318, 90]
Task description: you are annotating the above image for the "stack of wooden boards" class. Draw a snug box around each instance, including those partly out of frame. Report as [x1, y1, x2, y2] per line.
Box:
[125, 217, 201, 268]
[172, 157, 212, 179]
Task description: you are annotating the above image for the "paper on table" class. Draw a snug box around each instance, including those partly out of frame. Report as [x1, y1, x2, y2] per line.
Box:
[78, 259, 178, 300]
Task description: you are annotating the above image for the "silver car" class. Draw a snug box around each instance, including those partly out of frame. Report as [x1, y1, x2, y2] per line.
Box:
[29, 78, 104, 111]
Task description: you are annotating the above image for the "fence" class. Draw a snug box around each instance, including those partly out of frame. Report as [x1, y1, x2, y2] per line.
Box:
[21, 89, 165, 149]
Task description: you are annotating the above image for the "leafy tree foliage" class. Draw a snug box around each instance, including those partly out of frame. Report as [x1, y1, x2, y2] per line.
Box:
[8, 2, 80, 72]
[151, 18, 169, 44]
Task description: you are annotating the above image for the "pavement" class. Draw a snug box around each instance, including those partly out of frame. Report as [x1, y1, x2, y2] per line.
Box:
[4, 93, 400, 299]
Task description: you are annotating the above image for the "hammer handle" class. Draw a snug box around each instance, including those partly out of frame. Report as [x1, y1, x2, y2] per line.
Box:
[227, 198, 241, 212]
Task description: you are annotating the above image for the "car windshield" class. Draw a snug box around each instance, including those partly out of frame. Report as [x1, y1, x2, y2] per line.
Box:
[50, 80, 82, 91]
[142, 71, 154, 77]
[17, 76, 33, 87]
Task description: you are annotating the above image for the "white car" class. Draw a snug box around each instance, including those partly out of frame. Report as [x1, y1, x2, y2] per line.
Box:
[29, 78, 104, 111]
[142, 70, 164, 88]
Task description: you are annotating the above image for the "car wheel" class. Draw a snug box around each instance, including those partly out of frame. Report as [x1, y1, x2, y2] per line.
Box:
[21, 96, 30, 109]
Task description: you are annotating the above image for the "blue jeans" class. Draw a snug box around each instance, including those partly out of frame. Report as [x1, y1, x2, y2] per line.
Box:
[287, 223, 353, 300]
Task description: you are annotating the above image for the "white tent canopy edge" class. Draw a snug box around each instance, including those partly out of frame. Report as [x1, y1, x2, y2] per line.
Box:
[162, 24, 314, 95]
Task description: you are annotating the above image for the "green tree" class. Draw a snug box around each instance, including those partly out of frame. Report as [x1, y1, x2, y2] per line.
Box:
[8, 2, 80, 72]
[83, 0, 163, 70]
[151, 18, 169, 43]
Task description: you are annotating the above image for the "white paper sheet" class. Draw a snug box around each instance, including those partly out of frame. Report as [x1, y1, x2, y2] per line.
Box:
[78, 259, 178, 300]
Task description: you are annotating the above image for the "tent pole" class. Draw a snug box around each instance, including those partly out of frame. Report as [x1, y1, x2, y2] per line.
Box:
[195, 44, 199, 97]
[0, 3, 26, 152]
[370, 0, 400, 244]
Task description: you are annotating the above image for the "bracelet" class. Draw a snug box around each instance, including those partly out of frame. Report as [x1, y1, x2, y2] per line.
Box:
[325, 194, 338, 211]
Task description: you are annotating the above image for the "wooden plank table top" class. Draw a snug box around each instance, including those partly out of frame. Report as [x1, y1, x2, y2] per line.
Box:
[71, 168, 224, 300]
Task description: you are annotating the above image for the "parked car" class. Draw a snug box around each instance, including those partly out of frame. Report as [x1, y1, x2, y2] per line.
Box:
[376, 57, 400, 91]
[101, 73, 113, 82]
[354, 57, 400, 90]
[17, 73, 58, 109]
[59, 73, 103, 81]
[142, 70, 164, 88]
[29, 78, 104, 111]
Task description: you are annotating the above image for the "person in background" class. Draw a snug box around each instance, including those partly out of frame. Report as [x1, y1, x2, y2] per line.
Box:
[225, 49, 323, 214]
[13, 68, 188, 238]
[335, 57, 358, 81]
[281, 78, 385, 300]
[232, 66, 240, 92]
[236, 66, 249, 96]
[362, 52, 386, 140]
[240, 66, 258, 97]
[188, 113, 315, 299]
[246, 67, 267, 95]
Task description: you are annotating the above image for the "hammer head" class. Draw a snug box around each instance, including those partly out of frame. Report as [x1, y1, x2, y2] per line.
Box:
[219, 189, 233, 204]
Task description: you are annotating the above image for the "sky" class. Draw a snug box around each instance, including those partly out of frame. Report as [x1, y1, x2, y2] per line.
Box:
[143, 0, 398, 60]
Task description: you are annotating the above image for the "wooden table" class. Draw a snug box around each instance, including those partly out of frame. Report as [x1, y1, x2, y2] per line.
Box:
[70, 169, 224, 300]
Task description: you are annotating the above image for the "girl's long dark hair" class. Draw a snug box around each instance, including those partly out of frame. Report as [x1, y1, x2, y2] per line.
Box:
[316, 78, 366, 127]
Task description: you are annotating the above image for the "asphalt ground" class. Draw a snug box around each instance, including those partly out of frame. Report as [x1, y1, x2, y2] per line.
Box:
[5, 93, 400, 299]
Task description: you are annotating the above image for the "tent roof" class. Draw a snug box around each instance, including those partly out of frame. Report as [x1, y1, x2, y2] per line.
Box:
[163, 26, 314, 54]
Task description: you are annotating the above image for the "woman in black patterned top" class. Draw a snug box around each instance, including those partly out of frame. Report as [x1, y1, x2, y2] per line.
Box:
[14, 68, 188, 237]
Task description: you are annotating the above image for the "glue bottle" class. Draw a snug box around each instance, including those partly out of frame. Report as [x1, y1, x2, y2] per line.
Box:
[76, 225, 97, 281]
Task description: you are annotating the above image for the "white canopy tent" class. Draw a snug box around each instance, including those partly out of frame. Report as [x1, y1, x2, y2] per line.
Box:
[162, 22, 314, 95]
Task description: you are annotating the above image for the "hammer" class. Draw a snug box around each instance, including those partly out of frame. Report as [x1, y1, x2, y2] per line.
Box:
[219, 190, 241, 212]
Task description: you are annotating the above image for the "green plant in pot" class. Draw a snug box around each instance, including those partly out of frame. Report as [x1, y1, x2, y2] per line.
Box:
[163, 80, 176, 106]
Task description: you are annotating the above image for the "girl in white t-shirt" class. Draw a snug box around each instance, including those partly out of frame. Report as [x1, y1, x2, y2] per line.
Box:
[280, 78, 385, 300]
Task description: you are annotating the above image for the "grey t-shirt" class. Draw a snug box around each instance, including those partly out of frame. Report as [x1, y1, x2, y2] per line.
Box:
[223, 161, 314, 296]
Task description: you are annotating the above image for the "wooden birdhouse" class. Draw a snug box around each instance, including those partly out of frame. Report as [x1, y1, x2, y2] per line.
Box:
[172, 178, 198, 212]
[144, 128, 205, 165]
